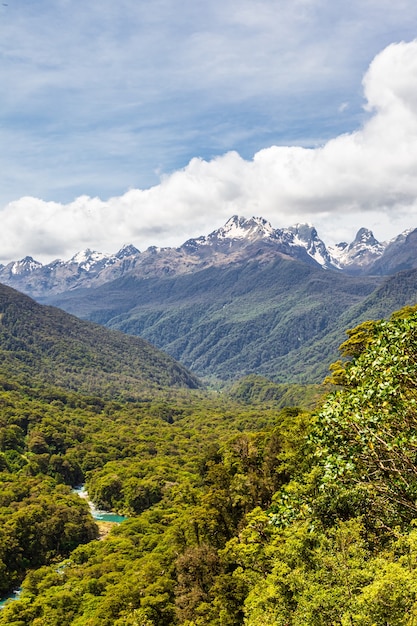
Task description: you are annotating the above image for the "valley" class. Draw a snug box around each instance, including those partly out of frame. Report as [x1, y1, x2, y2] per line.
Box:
[0, 282, 417, 623]
[1, 217, 417, 623]
[2, 216, 417, 385]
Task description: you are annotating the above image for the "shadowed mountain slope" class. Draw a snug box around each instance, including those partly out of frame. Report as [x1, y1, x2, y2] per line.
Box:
[42, 257, 417, 384]
[0, 283, 200, 397]
[41, 256, 387, 383]
[4, 216, 417, 385]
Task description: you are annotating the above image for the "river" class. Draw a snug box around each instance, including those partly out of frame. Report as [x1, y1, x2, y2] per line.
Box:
[0, 485, 126, 609]
[0, 588, 21, 610]
[72, 485, 127, 523]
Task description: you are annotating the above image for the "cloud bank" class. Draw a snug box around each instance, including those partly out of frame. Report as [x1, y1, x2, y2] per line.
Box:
[2, 40, 417, 263]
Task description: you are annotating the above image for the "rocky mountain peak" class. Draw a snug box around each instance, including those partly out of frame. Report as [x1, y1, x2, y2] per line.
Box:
[329, 227, 385, 272]
[333, 241, 348, 252]
[287, 223, 317, 242]
[215, 215, 275, 241]
[10, 256, 43, 275]
[69, 249, 113, 272]
[351, 228, 380, 249]
[181, 216, 277, 255]
[286, 223, 334, 268]
[115, 244, 141, 259]
[70, 248, 105, 263]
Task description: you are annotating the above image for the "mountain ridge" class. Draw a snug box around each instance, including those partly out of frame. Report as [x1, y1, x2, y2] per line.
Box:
[3, 216, 417, 385]
[1, 215, 415, 299]
[37, 255, 392, 384]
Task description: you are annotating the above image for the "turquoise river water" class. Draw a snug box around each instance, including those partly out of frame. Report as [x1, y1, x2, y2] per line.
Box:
[0, 485, 126, 609]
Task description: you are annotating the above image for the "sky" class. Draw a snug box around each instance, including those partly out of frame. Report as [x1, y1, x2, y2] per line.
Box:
[2, 0, 417, 263]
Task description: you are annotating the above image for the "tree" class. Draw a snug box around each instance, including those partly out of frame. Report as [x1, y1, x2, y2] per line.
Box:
[313, 310, 417, 526]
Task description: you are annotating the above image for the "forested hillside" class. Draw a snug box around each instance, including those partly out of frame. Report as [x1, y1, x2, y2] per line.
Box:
[2, 216, 415, 385]
[2, 305, 417, 624]
[0, 283, 200, 396]
[42, 258, 417, 384]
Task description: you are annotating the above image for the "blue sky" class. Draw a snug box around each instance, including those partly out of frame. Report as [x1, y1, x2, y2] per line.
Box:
[1, 0, 417, 262]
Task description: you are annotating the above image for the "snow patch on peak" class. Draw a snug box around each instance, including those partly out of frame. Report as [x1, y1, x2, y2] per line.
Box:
[69, 249, 113, 272]
[116, 244, 140, 259]
[285, 224, 334, 268]
[70, 249, 106, 264]
[287, 223, 316, 239]
[351, 228, 380, 248]
[329, 228, 385, 270]
[215, 215, 275, 241]
[11, 256, 43, 275]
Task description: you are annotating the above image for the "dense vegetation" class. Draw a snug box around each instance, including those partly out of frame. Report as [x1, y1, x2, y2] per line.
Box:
[43, 257, 417, 384]
[2, 303, 417, 623]
[40, 257, 378, 384]
[228, 374, 325, 410]
[0, 283, 200, 396]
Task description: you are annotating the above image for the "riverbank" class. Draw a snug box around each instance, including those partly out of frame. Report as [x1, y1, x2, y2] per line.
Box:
[96, 520, 116, 538]
[72, 485, 127, 524]
[0, 485, 127, 608]
[0, 588, 21, 610]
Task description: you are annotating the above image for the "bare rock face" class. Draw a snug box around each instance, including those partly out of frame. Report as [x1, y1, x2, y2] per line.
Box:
[366, 228, 417, 275]
[328, 228, 386, 274]
[0, 216, 415, 299]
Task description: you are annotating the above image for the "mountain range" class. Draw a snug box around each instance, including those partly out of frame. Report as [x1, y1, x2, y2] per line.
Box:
[2, 215, 417, 384]
[2, 216, 417, 297]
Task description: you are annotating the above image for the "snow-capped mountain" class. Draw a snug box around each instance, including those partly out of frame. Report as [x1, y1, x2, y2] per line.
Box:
[115, 244, 141, 260]
[285, 223, 335, 269]
[68, 248, 114, 272]
[6, 256, 43, 276]
[209, 215, 275, 240]
[182, 216, 388, 272]
[0, 215, 415, 299]
[182, 216, 279, 251]
[181, 216, 329, 268]
[328, 228, 386, 273]
[0, 246, 131, 296]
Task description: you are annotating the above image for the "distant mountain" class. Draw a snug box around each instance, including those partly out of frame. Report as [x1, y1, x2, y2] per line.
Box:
[2, 215, 414, 300]
[0, 284, 200, 396]
[364, 228, 417, 275]
[328, 227, 386, 273]
[2, 216, 417, 385]
[36, 255, 417, 384]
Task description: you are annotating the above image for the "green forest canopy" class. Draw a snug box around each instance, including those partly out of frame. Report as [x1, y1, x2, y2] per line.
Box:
[2, 306, 417, 624]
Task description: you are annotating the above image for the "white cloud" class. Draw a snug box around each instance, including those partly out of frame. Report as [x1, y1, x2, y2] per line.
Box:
[2, 36, 417, 262]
